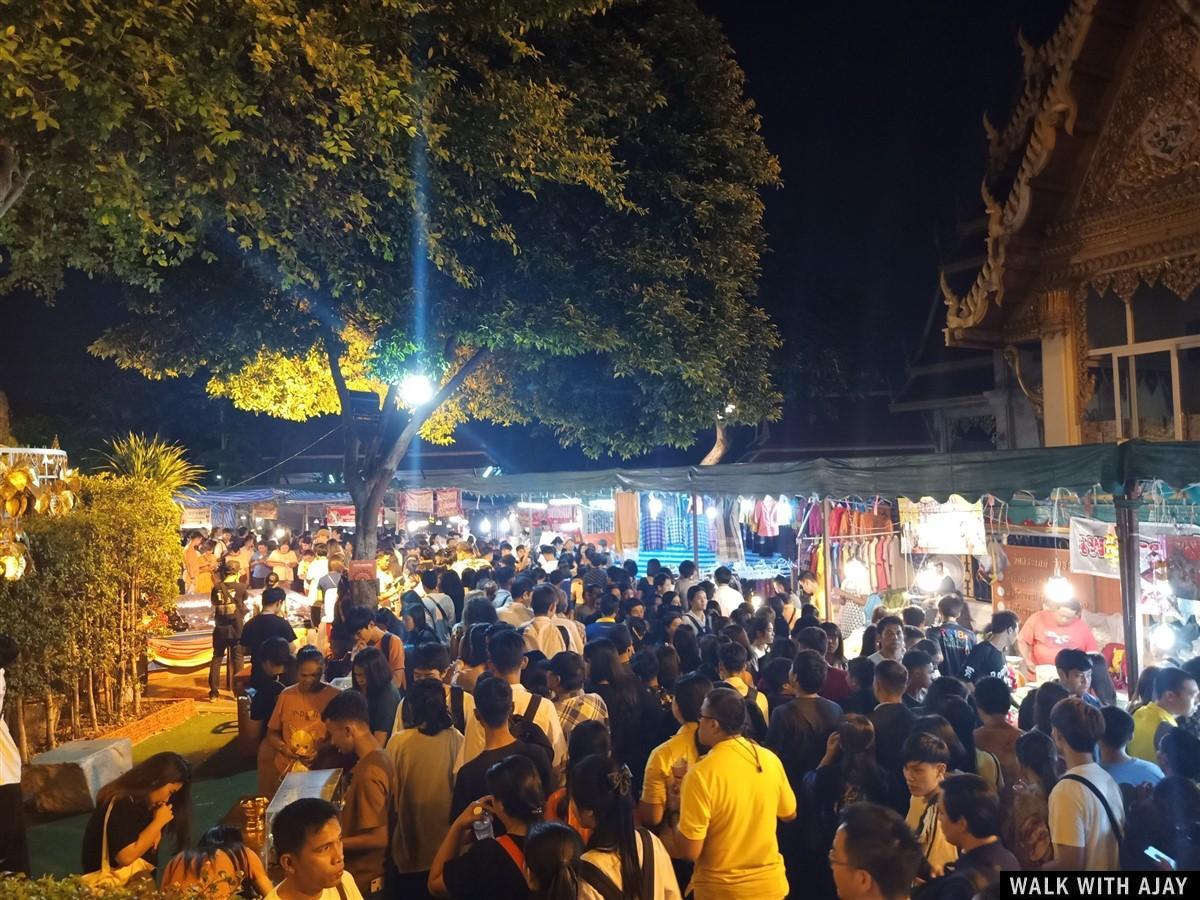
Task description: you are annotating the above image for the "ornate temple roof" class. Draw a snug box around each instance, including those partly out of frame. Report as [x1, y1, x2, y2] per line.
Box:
[941, 0, 1200, 347]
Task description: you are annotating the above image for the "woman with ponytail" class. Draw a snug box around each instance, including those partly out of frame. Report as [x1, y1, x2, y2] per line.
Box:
[524, 822, 583, 900]
[569, 755, 681, 900]
[429, 754, 546, 900]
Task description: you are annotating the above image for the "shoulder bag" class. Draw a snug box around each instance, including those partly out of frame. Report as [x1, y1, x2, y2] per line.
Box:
[80, 800, 156, 889]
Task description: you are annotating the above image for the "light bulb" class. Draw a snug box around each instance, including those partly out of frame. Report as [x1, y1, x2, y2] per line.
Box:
[497, 518, 510, 534]
[648, 497, 663, 518]
[398, 372, 435, 407]
[1044, 574, 1074, 605]
[917, 566, 943, 594]
[705, 505, 718, 521]
[1152, 623, 1178, 652]
[479, 518, 492, 534]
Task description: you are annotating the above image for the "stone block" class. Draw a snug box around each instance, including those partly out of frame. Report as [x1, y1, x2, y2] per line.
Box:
[22, 738, 133, 814]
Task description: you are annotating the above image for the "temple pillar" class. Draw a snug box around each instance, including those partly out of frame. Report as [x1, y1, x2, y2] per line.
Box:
[1040, 288, 1083, 446]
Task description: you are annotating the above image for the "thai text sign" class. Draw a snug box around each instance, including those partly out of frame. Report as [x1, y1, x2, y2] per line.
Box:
[1069, 517, 1120, 580]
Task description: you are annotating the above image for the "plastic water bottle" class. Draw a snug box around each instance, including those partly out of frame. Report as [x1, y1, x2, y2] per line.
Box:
[472, 809, 494, 842]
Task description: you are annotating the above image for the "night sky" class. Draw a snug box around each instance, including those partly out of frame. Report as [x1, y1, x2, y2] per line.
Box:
[0, 1, 1068, 478]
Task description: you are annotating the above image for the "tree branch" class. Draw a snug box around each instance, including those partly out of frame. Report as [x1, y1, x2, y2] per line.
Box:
[698, 419, 728, 466]
[325, 332, 364, 496]
[0, 140, 32, 220]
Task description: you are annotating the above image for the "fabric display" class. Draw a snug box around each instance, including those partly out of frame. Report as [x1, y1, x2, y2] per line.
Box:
[614, 491, 640, 551]
[403, 489, 435, 514]
[714, 496, 745, 565]
[433, 489, 461, 518]
[640, 493, 667, 550]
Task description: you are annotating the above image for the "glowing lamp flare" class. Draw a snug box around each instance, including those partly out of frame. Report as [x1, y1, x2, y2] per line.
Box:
[916, 565, 943, 594]
[398, 372, 436, 407]
[1044, 574, 1075, 605]
[479, 518, 492, 534]
[648, 497, 664, 519]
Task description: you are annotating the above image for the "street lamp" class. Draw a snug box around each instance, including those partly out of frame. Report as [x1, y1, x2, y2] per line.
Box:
[399, 372, 435, 407]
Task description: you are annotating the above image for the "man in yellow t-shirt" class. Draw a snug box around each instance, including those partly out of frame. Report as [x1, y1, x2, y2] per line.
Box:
[639, 674, 713, 831]
[673, 687, 796, 900]
[1130, 666, 1198, 763]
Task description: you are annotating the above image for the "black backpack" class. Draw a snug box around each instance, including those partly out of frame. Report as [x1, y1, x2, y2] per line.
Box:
[743, 686, 768, 742]
[510, 694, 555, 760]
[578, 827, 657, 900]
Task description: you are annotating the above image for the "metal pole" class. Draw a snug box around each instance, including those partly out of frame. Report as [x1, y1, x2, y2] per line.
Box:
[821, 498, 833, 622]
[1115, 492, 1142, 688]
[691, 493, 700, 572]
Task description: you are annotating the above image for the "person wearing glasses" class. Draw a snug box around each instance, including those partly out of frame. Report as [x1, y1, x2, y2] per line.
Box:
[669, 687, 796, 900]
[829, 803, 923, 900]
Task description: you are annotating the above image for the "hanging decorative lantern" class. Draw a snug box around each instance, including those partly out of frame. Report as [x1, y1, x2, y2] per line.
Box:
[0, 529, 27, 581]
[0, 453, 79, 581]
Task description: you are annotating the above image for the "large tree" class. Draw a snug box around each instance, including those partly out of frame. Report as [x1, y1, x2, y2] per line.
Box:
[2, 0, 781, 584]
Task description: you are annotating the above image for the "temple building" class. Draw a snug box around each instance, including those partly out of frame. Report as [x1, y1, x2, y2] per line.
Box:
[902, 0, 1200, 448]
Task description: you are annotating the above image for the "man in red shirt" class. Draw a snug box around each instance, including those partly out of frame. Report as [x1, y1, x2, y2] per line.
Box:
[1017, 598, 1098, 679]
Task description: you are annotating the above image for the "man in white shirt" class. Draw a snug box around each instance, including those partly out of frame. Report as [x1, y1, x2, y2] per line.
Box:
[712, 566, 744, 618]
[1045, 697, 1125, 871]
[454, 630, 566, 776]
[305, 544, 330, 604]
[869, 616, 907, 665]
[538, 544, 560, 574]
[265, 796, 364, 900]
[497, 576, 535, 628]
[522, 584, 572, 657]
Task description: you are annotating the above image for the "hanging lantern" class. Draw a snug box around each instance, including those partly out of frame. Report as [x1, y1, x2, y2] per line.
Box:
[0, 531, 27, 582]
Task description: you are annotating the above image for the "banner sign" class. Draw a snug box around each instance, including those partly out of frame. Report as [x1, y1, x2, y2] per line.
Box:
[347, 560, 377, 582]
[899, 494, 987, 555]
[180, 507, 212, 531]
[251, 502, 278, 520]
[1068, 517, 1120, 580]
[325, 505, 385, 528]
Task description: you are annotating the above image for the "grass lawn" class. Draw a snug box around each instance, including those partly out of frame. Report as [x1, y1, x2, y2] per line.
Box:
[28, 711, 256, 877]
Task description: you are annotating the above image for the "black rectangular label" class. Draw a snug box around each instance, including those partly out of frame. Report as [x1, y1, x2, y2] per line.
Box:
[1003, 874, 1197, 899]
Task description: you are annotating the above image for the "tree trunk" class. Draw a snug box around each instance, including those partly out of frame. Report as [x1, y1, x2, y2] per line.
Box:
[13, 695, 27, 764]
[699, 420, 729, 465]
[350, 497, 381, 608]
[116, 588, 127, 719]
[71, 676, 82, 739]
[43, 689, 57, 749]
[86, 667, 98, 730]
[129, 583, 141, 717]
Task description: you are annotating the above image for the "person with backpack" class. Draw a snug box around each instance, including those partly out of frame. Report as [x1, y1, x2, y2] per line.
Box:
[396, 643, 475, 736]
[523, 584, 574, 658]
[571, 754, 681, 900]
[716, 642, 768, 738]
[209, 559, 248, 702]
[430, 754, 545, 900]
[454, 630, 566, 777]
[1044, 696, 1125, 871]
[346, 607, 405, 690]
[450, 676, 553, 820]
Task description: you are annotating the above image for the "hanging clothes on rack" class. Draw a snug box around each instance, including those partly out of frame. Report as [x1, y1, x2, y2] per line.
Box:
[714, 496, 745, 565]
[640, 493, 665, 551]
[614, 491, 640, 552]
[663, 494, 687, 546]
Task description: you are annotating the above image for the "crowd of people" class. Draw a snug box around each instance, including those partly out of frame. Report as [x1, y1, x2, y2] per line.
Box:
[53, 529, 1200, 898]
